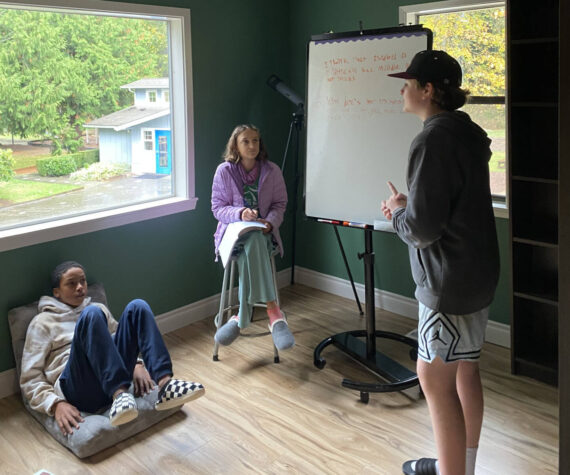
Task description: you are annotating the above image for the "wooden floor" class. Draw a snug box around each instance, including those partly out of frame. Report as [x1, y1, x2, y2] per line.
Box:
[0, 284, 558, 474]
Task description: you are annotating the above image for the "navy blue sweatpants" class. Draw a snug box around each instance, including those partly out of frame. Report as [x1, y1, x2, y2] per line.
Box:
[59, 299, 172, 413]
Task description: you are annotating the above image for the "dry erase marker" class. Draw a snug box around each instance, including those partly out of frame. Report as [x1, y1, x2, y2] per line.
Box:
[317, 218, 340, 224]
[348, 222, 367, 228]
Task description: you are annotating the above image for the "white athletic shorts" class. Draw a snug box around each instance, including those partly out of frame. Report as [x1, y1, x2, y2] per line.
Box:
[417, 302, 489, 363]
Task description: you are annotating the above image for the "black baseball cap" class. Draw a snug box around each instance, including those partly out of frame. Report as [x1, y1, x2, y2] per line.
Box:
[388, 50, 462, 87]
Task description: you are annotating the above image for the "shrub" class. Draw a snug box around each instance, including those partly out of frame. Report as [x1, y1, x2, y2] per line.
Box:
[70, 162, 129, 182]
[37, 155, 78, 176]
[0, 149, 15, 182]
[74, 149, 99, 168]
[37, 150, 99, 177]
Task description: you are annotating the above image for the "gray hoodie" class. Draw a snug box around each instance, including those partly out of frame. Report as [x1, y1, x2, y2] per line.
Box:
[392, 111, 500, 314]
[20, 297, 116, 415]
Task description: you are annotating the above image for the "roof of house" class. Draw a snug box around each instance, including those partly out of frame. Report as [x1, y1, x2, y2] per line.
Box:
[84, 105, 169, 131]
[120, 78, 169, 89]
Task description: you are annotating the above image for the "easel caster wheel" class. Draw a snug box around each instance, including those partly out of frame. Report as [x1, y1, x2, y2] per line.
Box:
[409, 347, 418, 361]
[360, 392, 369, 404]
[274, 356, 280, 364]
[314, 358, 326, 369]
[213, 355, 219, 361]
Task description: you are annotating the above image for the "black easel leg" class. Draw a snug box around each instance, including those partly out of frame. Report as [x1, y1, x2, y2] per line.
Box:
[334, 225, 363, 315]
[282, 111, 302, 285]
[313, 228, 419, 399]
[363, 228, 376, 357]
[290, 124, 299, 284]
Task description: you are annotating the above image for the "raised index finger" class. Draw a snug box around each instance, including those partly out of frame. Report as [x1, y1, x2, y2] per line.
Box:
[387, 181, 398, 195]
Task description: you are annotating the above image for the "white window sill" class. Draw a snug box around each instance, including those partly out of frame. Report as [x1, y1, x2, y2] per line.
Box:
[0, 197, 197, 252]
[493, 202, 508, 219]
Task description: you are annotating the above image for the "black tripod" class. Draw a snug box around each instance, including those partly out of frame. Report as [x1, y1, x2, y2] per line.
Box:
[280, 106, 304, 285]
[269, 74, 363, 309]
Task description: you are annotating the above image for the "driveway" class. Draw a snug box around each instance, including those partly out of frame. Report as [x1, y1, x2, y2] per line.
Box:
[0, 173, 171, 229]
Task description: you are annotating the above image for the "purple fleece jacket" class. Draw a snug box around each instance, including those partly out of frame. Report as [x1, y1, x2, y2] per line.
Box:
[211, 160, 288, 259]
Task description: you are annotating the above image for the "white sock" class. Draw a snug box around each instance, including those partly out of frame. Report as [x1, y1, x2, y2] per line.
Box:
[466, 447, 478, 475]
[410, 460, 440, 474]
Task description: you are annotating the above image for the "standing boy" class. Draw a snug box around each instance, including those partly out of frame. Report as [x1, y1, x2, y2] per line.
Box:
[20, 261, 205, 434]
[381, 51, 500, 475]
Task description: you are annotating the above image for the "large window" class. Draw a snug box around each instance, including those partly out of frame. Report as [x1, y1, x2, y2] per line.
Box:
[0, 0, 195, 251]
[400, 1, 506, 216]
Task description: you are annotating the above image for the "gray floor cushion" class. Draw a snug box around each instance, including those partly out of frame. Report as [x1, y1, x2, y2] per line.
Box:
[8, 283, 181, 458]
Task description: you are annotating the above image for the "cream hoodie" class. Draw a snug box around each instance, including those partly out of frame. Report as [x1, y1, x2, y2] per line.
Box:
[20, 296, 117, 416]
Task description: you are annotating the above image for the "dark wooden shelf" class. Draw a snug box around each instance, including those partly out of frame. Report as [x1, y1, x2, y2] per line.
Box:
[513, 358, 558, 386]
[513, 291, 558, 306]
[510, 42, 558, 103]
[509, 0, 558, 41]
[511, 102, 557, 107]
[512, 176, 558, 185]
[513, 243, 558, 300]
[508, 0, 559, 387]
[511, 37, 558, 45]
[512, 236, 557, 248]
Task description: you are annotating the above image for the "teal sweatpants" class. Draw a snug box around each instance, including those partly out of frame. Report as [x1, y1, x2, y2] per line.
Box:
[235, 231, 276, 328]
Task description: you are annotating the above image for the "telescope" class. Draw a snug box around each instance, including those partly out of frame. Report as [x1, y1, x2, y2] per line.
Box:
[266, 74, 304, 109]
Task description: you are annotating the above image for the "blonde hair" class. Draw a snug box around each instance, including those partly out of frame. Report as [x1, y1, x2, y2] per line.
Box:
[222, 124, 268, 163]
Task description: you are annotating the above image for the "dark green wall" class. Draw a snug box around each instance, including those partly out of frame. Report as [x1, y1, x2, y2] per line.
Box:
[288, 0, 511, 326]
[0, 0, 511, 374]
[0, 0, 294, 372]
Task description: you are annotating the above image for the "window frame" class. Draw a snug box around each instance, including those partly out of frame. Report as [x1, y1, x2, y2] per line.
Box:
[147, 90, 158, 103]
[0, 0, 196, 252]
[142, 129, 155, 152]
[400, 0, 508, 219]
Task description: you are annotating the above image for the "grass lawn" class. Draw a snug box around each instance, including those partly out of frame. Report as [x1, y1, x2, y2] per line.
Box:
[489, 151, 505, 172]
[13, 155, 38, 169]
[0, 179, 82, 204]
[487, 129, 504, 139]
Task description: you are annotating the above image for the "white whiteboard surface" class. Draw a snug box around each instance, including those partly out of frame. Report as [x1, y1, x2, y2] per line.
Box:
[305, 29, 430, 225]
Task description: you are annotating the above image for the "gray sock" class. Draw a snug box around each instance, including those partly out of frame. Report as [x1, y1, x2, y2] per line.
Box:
[214, 318, 240, 346]
[466, 447, 478, 475]
[270, 320, 295, 351]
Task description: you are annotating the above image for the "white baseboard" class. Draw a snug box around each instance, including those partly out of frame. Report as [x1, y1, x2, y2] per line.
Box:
[293, 266, 511, 348]
[0, 368, 18, 400]
[2, 265, 510, 399]
[156, 267, 292, 334]
[0, 267, 294, 399]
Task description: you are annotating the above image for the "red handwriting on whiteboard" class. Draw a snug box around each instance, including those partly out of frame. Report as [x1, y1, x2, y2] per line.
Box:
[377, 63, 404, 72]
[324, 57, 349, 67]
[344, 97, 362, 107]
[373, 53, 397, 62]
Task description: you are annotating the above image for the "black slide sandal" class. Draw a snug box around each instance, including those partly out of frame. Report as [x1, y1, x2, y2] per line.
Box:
[402, 458, 438, 475]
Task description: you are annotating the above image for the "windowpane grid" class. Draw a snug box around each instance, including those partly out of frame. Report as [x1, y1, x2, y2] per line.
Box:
[418, 4, 506, 199]
[0, 2, 185, 233]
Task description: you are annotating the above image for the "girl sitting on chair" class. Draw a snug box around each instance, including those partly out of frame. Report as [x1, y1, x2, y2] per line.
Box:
[211, 124, 294, 351]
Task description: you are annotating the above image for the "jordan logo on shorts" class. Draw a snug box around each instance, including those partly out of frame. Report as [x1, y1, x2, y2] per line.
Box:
[429, 326, 447, 345]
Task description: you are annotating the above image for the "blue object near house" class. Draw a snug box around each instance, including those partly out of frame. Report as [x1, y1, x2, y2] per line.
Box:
[155, 129, 172, 174]
[85, 78, 171, 175]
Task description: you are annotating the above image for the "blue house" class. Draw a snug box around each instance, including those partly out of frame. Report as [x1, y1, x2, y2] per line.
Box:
[85, 78, 171, 175]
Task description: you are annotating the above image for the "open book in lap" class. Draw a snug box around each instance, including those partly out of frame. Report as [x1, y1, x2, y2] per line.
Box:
[219, 221, 267, 267]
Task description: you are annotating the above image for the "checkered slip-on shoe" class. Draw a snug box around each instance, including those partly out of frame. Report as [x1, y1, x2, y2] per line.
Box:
[155, 378, 205, 411]
[109, 392, 138, 426]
